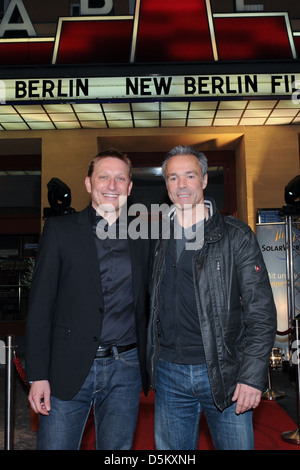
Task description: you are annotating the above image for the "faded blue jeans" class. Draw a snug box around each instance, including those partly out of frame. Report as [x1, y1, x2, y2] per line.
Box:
[37, 347, 142, 450]
[155, 359, 254, 450]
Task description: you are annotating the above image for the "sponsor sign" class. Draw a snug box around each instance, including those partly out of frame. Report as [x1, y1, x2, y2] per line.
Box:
[257, 223, 300, 356]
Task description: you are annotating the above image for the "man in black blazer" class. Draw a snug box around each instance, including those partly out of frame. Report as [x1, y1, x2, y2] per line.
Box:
[25, 150, 152, 450]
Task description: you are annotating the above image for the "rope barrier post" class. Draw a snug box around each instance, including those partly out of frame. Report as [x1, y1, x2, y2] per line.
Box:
[282, 315, 300, 444]
[5, 335, 15, 450]
[262, 365, 285, 400]
[281, 208, 300, 444]
[262, 333, 290, 401]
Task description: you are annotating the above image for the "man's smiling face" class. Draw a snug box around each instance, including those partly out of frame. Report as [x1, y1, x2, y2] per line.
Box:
[165, 154, 208, 211]
[85, 156, 133, 217]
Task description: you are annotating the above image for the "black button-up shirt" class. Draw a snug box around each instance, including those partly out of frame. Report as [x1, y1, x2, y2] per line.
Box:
[90, 205, 136, 347]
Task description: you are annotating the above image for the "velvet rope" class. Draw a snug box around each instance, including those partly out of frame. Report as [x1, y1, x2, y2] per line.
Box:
[276, 329, 291, 336]
[13, 356, 29, 389]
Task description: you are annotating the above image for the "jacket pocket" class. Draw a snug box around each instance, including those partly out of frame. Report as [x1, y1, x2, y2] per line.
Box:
[212, 259, 226, 312]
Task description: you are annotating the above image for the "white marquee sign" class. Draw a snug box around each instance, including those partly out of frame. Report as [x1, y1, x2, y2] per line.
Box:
[0, 73, 299, 103]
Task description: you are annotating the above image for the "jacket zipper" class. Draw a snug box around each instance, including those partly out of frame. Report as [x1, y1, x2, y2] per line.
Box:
[150, 244, 166, 388]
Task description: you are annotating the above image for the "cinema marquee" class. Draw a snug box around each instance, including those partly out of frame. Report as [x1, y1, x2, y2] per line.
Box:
[4, 74, 300, 102]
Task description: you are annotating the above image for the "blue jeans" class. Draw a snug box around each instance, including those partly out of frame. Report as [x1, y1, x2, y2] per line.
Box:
[37, 347, 142, 450]
[155, 359, 254, 450]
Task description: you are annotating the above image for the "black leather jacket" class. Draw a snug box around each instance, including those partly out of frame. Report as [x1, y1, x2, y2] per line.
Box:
[147, 199, 277, 411]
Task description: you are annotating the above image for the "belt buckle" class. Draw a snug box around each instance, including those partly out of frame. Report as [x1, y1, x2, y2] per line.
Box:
[96, 345, 112, 357]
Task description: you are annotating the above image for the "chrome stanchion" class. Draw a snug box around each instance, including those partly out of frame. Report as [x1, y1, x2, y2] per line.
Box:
[262, 366, 285, 400]
[280, 207, 300, 444]
[282, 316, 300, 444]
[5, 335, 15, 450]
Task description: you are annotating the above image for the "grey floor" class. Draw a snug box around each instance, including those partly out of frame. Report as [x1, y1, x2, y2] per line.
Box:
[0, 337, 299, 451]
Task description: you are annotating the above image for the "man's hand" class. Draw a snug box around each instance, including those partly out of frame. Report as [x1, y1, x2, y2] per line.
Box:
[28, 380, 51, 415]
[232, 383, 261, 414]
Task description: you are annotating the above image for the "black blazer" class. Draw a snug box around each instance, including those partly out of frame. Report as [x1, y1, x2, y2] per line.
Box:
[25, 205, 152, 400]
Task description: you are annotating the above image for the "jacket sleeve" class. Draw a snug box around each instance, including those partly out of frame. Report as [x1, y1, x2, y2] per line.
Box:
[25, 218, 61, 383]
[233, 224, 277, 390]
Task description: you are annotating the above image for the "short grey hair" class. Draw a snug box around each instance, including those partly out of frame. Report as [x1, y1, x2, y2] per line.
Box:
[161, 146, 208, 181]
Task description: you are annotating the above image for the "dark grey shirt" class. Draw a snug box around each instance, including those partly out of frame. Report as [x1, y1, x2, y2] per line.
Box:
[90, 206, 136, 347]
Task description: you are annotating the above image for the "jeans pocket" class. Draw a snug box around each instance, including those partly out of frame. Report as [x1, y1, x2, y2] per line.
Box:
[118, 347, 139, 367]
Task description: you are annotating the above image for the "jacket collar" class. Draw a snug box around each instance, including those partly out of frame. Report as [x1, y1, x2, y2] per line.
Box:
[161, 197, 223, 246]
[204, 198, 224, 243]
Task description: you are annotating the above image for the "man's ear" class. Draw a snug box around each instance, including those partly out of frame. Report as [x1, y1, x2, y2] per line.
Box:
[85, 176, 91, 194]
[128, 180, 133, 196]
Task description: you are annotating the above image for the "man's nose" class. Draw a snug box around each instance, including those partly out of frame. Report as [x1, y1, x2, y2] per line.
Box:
[178, 176, 187, 188]
[108, 177, 116, 189]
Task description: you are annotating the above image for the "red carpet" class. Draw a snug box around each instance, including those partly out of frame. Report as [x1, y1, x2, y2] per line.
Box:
[80, 390, 300, 451]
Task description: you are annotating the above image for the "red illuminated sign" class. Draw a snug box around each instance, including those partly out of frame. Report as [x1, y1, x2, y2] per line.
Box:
[214, 13, 296, 61]
[133, 0, 214, 62]
[55, 18, 134, 64]
[0, 0, 297, 66]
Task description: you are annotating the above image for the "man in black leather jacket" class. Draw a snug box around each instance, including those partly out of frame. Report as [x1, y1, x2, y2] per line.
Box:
[147, 145, 277, 450]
